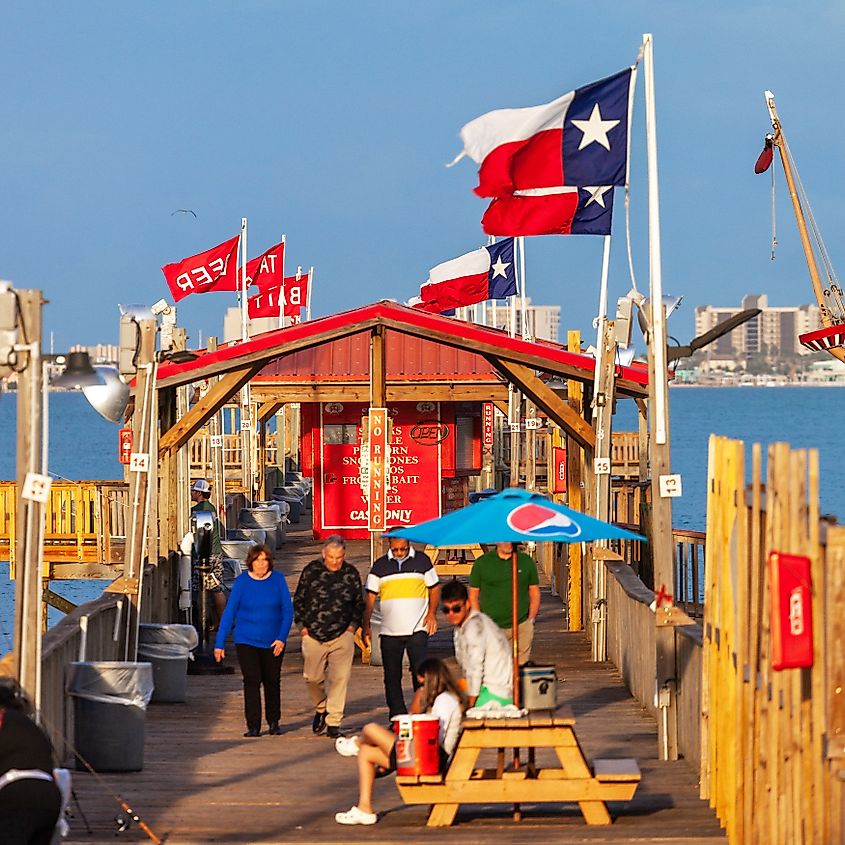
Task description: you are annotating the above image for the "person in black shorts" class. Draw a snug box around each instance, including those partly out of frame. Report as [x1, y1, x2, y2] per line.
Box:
[0, 679, 62, 845]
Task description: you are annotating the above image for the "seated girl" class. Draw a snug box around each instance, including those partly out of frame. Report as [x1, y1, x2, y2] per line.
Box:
[334, 657, 465, 825]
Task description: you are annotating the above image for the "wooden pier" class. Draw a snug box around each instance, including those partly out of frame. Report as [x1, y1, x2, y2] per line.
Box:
[63, 526, 725, 844]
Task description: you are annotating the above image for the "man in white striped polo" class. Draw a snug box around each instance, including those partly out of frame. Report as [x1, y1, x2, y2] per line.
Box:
[362, 535, 440, 719]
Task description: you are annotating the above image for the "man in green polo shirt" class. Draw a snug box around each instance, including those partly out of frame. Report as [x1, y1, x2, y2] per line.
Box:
[190, 479, 227, 625]
[468, 542, 540, 665]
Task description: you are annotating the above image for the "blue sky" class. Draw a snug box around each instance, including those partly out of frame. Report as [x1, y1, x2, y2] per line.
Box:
[1, 2, 843, 351]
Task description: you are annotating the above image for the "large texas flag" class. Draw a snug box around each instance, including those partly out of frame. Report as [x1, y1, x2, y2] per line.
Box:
[416, 238, 516, 314]
[482, 184, 614, 237]
[455, 68, 633, 197]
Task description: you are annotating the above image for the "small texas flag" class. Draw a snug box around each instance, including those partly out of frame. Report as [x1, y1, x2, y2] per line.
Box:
[415, 238, 516, 314]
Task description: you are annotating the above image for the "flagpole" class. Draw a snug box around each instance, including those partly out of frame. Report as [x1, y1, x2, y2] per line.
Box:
[278, 233, 286, 330]
[643, 31, 678, 762]
[241, 218, 248, 342]
[518, 236, 529, 340]
[306, 265, 314, 321]
[593, 234, 612, 397]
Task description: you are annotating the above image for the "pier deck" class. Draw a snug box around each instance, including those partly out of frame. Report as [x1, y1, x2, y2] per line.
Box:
[65, 526, 725, 844]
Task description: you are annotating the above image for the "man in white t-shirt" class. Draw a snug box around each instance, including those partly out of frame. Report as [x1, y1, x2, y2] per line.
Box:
[362, 536, 440, 719]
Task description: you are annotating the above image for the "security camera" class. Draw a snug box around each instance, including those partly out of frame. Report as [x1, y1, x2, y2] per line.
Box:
[150, 299, 171, 316]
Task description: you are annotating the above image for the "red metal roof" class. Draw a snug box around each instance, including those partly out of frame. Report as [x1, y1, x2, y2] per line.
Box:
[154, 300, 649, 395]
[254, 331, 498, 382]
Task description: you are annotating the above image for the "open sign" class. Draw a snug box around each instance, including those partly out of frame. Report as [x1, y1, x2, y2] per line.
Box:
[410, 421, 449, 445]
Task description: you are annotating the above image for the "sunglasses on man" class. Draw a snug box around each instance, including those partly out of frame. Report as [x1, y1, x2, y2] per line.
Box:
[441, 602, 465, 615]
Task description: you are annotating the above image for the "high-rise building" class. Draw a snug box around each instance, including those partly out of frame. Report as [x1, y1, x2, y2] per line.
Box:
[474, 297, 561, 343]
[695, 294, 821, 358]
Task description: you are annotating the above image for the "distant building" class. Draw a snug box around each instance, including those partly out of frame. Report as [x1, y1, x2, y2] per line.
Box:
[223, 307, 288, 343]
[695, 294, 821, 358]
[474, 297, 561, 343]
[69, 343, 119, 365]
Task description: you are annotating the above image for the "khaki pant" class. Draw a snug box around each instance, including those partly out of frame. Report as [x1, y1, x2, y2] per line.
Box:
[301, 630, 355, 727]
[503, 618, 535, 666]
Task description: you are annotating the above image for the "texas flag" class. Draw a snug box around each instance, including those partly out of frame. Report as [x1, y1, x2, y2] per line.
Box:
[416, 239, 516, 314]
[482, 185, 614, 237]
[453, 68, 634, 198]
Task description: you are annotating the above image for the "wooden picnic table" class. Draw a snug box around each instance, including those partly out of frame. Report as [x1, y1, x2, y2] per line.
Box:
[424, 543, 485, 576]
[395, 708, 641, 827]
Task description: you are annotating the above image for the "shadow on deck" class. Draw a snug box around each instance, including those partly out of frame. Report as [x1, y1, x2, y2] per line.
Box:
[65, 525, 725, 844]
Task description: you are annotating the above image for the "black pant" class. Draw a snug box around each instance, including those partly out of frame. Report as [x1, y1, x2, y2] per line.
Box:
[235, 643, 284, 731]
[380, 630, 429, 718]
[0, 779, 62, 845]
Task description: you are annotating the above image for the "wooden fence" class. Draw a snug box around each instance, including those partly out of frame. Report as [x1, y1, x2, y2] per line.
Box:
[700, 436, 843, 844]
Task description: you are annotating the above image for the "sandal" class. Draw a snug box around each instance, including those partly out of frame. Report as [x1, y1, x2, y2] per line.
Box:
[335, 805, 377, 825]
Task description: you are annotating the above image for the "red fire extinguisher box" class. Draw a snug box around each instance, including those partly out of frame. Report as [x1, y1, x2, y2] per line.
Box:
[767, 551, 814, 671]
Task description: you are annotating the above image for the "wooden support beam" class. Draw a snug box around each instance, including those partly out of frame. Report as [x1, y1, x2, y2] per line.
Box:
[251, 382, 509, 404]
[486, 357, 596, 451]
[257, 400, 284, 424]
[159, 365, 260, 455]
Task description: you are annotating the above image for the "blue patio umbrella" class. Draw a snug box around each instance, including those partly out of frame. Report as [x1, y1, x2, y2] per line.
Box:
[386, 488, 644, 707]
[386, 487, 644, 546]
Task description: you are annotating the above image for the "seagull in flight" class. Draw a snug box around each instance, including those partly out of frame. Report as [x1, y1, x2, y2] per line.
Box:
[171, 209, 197, 218]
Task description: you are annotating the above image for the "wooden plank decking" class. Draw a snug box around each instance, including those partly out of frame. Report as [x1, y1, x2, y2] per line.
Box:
[64, 526, 726, 844]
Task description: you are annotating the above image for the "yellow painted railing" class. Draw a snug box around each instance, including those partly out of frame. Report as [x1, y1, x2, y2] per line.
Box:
[0, 480, 128, 570]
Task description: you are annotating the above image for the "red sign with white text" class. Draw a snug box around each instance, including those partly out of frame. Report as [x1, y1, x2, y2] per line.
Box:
[248, 286, 282, 319]
[482, 402, 495, 448]
[368, 408, 389, 531]
[284, 271, 309, 317]
[161, 235, 240, 302]
[318, 402, 441, 536]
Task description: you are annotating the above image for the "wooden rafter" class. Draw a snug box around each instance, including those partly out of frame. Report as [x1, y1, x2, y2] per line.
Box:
[486, 356, 596, 451]
[257, 400, 284, 424]
[159, 365, 260, 455]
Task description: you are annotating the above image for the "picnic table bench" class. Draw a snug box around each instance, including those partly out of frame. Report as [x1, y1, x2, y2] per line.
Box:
[424, 543, 485, 577]
[395, 708, 641, 827]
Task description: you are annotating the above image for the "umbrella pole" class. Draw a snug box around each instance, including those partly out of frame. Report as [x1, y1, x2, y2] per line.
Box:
[511, 549, 522, 822]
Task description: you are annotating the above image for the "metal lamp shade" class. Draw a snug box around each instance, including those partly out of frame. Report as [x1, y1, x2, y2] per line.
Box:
[81, 366, 130, 423]
[51, 351, 103, 389]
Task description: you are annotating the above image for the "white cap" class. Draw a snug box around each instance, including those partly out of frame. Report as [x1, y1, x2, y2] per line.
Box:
[191, 479, 211, 493]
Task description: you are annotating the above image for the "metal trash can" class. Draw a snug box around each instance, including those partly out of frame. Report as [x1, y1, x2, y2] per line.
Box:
[220, 539, 256, 560]
[138, 624, 199, 703]
[239, 507, 283, 549]
[69, 661, 154, 771]
[227, 527, 267, 545]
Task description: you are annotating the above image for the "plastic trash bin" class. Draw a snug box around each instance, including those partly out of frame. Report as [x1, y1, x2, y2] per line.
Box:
[368, 609, 383, 667]
[69, 661, 154, 772]
[138, 624, 199, 703]
[220, 539, 256, 560]
[221, 556, 246, 591]
[468, 488, 498, 504]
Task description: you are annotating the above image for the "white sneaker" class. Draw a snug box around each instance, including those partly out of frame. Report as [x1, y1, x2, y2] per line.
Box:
[335, 735, 360, 757]
[335, 805, 377, 825]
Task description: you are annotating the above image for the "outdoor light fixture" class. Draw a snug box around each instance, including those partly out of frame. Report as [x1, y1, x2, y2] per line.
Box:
[82, 366, 131, 423]
[666, 308, 762, 363]
[49, 351, 103, 390]
[636, 294, 684, 336]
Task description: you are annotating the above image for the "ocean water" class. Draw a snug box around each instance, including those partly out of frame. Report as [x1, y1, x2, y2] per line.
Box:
[1, 387, 844, 652]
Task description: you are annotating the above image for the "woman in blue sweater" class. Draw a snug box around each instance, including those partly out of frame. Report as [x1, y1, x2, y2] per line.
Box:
[214, 545, 293, 737]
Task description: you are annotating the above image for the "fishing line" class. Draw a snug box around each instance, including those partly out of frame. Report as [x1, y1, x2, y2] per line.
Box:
[37, 707, 163, 843]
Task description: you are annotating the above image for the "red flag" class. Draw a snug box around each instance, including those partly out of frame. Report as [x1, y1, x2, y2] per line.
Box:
[161, 236, 240, 302]
[754, 138, 774, 174]
[283, 271, 309, 318]
[246, 241, 285, 290]
[247, 286, 282, 319]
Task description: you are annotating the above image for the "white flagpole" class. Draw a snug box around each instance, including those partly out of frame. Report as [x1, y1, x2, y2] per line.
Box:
[593, 234, 613, 396]
[644, 35, 669, 445]
[278, 233, 286, 330]
[241, 217, 248, 342]
[518, 236, 529, 340]
[306, 265, 314, 321]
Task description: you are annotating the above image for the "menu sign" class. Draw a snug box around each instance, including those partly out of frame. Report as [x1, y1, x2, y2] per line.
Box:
[319, 402, 442, 534]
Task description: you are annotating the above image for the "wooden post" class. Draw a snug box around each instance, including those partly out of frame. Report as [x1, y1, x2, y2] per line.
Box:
[12, 290, 44, 706]
[566, 330, 583, 632]
[525, 400, 536, 491]
[173, 328, 190, 546]
[509, 387, 521, 487]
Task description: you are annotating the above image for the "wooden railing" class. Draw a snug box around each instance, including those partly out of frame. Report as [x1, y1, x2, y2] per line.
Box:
[0, 481, 128, 569]
[189, 434, 279, 479]
[610, 431, 641, 478]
